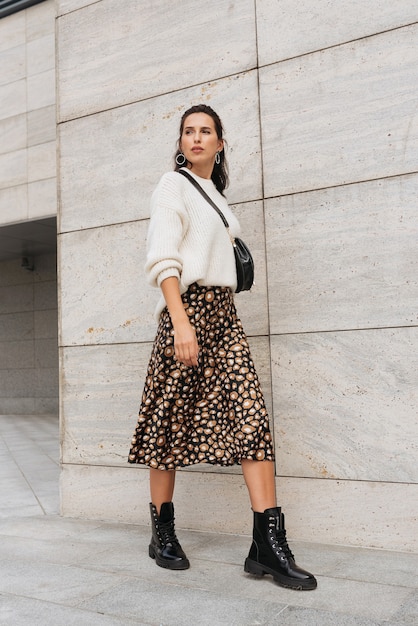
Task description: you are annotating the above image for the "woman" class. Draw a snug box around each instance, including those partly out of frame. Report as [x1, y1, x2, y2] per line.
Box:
[129, 104, 317, 591]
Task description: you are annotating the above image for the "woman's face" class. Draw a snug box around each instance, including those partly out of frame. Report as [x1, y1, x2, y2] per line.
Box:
[180, 112, 223, 170]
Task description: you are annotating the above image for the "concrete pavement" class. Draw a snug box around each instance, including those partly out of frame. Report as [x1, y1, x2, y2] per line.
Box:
[0, 414, 417, 625]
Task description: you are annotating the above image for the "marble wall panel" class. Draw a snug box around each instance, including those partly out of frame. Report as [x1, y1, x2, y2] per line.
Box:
[60, 465, 418, 550]
[233, 201, 269, 337]
[266, 175, 418, 334]
[59, 206, 268, 347]
[0, 44, 25, 86]
[28, 141, 56, 182]
[26, 0, 56, 41]
[260, 25, 418, 196]
[276, 476, 417, 552]
[27, 68, 55, 111]
[0, 149, 27, 190]
[0, 258, 33, 286]
[35, 309, 58, 339]
[58, 0, 103, 15]
[57, 0, 256, 121]
[0, 114, 26, 155]
[271, 328, 418, 483]
[0, 80, 26, 121]
[257, 0, 418, 65]
[0, 369, 37, 397]
[60, 342, 151, 465]
[0, 311, 33, 341]
[61, 336, 272, 466]
[59, 220, 157, 346]
[0, 284, 33, 315]
[34, 279, 57, 311]
[35, 338, 58, 369]
[0, 184, 28, 226]
[35, 396, 58, 413]
[0, 397, 35, 414]
[59, 70, 261, 233]
[1, 340, 34, 369]
[28, 178, 57, 219]
[27, 105, 56, 147]
[60, 463, 252, 532]
[33, 252, 57, 283]
[0, 9, 25, 52]
[36, 366, 59, 398]
[27, 34, 55, 76]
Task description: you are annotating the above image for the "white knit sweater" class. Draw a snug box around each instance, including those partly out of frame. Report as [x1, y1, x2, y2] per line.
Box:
[145, 169, 241, 317]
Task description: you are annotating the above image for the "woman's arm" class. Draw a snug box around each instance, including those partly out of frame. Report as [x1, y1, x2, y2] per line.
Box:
[161, 276, 199, 367]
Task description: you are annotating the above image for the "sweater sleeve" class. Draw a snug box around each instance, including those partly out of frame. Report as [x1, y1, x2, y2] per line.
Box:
[144, 173, 188, 288]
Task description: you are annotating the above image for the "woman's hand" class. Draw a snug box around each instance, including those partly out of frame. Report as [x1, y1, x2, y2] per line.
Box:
[160, 276, 199, 367]
[173, 318, 199, 367]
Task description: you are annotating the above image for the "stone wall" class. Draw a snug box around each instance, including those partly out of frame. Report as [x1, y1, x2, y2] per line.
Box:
[0, 253, 58, 414]
[0, 0, 56, 227]
[0, 0, 57, 415]
[57, 0, 418, 550]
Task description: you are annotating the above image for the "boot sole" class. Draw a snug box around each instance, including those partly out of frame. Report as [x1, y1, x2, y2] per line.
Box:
[244, 557, 317, 591]
[149, 544, 190, 570]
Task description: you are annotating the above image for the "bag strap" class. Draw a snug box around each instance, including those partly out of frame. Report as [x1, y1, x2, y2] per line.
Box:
[178, 169, 230, 229]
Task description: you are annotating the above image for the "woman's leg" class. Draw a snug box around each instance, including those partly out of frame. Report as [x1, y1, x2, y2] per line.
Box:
[241, 460, 276, 511]
[150, 468, 176, 513]
[242, 459, 317, 590]
[149, 468, 189, 569]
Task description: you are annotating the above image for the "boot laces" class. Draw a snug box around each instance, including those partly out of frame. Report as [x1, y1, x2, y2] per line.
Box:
[159, 518, 179, 546]
[269, 519, 294, 559]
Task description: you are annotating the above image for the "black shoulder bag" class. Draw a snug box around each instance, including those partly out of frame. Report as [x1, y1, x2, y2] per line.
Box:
[178, 169, 254, 293]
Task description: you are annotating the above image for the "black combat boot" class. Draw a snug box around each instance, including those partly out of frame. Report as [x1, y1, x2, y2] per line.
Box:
[244, 507, 317, 590]
[149, 502, 190, 570]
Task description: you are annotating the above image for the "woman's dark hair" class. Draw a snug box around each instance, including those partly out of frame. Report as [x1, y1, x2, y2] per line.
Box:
[174, 104, 229, 195]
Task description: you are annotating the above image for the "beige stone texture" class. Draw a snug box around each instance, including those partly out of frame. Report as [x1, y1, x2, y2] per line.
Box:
[27, 34, 55, 76]
[55, 1, 418, 552]
[60, 342, 151, 465]
[60, 336, 272, 466]
[28, 141, 56, 182]
[57, 0, 257, 121]
[0, 79, 26, 121]
[26, 0, 56, 41]
[0, 113, 26, 155]
[58, 205, 268, 344]
[266, 175, 418, 334]
[27, 68, 56, 111]
[257, 0, 418, 64]
[59, 220, 156, 346]
[0, 149, 27, 190]
[60, 464, 418, 551]
[260, 25, 418, 197]
[276, 476, 417, 552]
[271, 329, 418, 482]
[58, 0, 99, 15]
[0, 0, 56, 229]
[28, 178, 57, 219]
[27, 105, 56, 147]
[0, 184, 27, 224]
[232, 201, 268, 337]
[59, 70, 261, 233]
[0, 44, 26, 86]
[0, 9, 25, 52]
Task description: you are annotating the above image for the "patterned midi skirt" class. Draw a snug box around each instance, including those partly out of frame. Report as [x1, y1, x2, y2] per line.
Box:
[128, 283, 274, 470]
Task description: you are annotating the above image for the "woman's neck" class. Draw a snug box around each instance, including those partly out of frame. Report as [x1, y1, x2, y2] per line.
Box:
[186, 164, 213, 180]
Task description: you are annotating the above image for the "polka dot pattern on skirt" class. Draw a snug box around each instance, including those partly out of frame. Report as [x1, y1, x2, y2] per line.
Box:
[128, 283, 274, 470]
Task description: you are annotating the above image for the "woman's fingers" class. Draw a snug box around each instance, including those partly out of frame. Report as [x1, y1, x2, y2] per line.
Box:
[175, 338, 199, 367]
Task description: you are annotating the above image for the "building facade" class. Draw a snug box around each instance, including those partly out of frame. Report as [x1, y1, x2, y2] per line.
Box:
[1, 0, 417, 551]
[0, 0, 57, 415]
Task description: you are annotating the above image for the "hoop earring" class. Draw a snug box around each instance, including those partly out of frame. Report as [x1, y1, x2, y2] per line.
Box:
[176, 152, 186, 166]
[215, 151, 221, 165]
